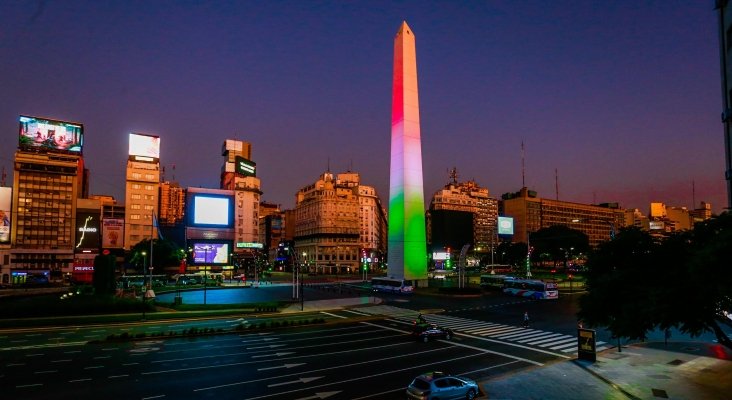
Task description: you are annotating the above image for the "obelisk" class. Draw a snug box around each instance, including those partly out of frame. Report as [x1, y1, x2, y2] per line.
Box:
[387, 21, 427, 282]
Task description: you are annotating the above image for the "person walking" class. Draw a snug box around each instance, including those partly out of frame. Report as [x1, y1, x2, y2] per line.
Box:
[522, 311, 530, 328]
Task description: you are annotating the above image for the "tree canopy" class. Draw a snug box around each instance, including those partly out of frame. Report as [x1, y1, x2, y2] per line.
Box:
[578, 213, 732, 350]
[126, 238, 185, 273]
[529, 225, 589, 268]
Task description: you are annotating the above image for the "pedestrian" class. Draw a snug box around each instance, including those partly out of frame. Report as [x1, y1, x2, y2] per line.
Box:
[523, 311, 530, 328]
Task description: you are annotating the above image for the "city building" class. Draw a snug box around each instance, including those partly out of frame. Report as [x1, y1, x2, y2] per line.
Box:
[220, 140, 262, 250]
[624, 208, 651, 231]
[124, 133, 161, 249]
[159, 181, 186, 227]
[501, 187, 625, 248]
[185, 187, 236, 279]
[427, 169, 498, 254]
[691, 201, 713, 222]
[10, 115, 86, 284]
[73, 198, 102, 284]
[294, 171, 361, 274]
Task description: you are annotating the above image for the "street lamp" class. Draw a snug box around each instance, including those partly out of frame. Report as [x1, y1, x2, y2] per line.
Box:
[141, 251, 147, 320]
[202, 245, 212, 305]
[301, 252, 307, 311]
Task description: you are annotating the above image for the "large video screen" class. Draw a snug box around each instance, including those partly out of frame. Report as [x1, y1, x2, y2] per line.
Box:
[75, 212, 100, 250]
[191, 242, 231, 264]
[19, 115, 83, 153]
[129, 133, 160, 159]
[498, 216, 514, 235]
[0, 187, 11, 244]
[235, 156, 256, 177]
[189, 194, 233, 227]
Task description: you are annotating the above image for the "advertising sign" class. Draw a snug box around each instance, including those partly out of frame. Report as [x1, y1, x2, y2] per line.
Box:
[0, 187, 11, 244]
[498, 216, 514, 235]
[19, 115, 83, 153]
[235, 156, 256, 177]
[102, 218, 125, 248]
[75, 212, 100, 250]
[128, 133, 160, 159]
[649, 221, 665, 230]
[577, 328, 597, 361]
[236, 242, 263, 249]
[191, 194, 233, 227]
[192, 242, 230, 264]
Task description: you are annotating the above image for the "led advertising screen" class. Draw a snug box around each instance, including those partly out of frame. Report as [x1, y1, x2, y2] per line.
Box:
[235, 156, 256, 177]
[102, 218, 124, 248]
[190, 194, 233, 227]
[0, 187, 11, 244]
[19, 115, 83, 153]
[128, 133, 160, 159]
[75, 212, 100, 250]
[191, 242, 231, 264]
[498, 216, 514, 235]
[432, 252, 449, 261]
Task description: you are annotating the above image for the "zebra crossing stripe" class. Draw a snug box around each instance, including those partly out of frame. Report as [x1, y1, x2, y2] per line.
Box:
[526, 335, 573, 346]
[475, 326, 522, 336]
[520, 333, 565, 344]
[495, 330, 545, 340]
[548, 338, 580, 350]
[463, 323, 504, 333]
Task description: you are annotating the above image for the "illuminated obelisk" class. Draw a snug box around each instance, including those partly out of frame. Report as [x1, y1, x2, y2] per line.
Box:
[387, 21, 427, 283]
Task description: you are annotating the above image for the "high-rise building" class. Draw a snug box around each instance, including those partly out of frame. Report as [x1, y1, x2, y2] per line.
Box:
[716, 1, 732, 210]
[220, 140, 261, 248]
[388, 21, 427, 282]
[159, 181, 186, 226]
[124, 133, 161, 249]
[11, 115, 86, 284]
[294, 171, 361, 274]
[501, 188, 625, 248]
[691, 201, 713, 222]
[427, 169, 498, 254]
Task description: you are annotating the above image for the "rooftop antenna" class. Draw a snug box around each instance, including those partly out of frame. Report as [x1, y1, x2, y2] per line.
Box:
[521, 141, 526, 188]
[349, 159, 353, 172]
[1, 166, 5, 187]
[449, 167, 458, 185]
[327, 156, 330, 173]
[692, 179, 696, 209]
[555, 168, 559, 200]
[161, 166, 166, 182]
[172, 164, 176, 182]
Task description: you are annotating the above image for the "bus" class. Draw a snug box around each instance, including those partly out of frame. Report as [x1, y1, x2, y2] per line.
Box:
[371, 277, 415, 294]
[502, 278, 558, 300]
[479, 274, 513, 291]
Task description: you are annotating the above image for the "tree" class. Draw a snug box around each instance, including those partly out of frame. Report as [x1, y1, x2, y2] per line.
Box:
[126, 238, 185, 274]
[92, 253, 117, 295]
[578, 214, 732, 351]
[529, 225, 589, 268]
[495, 241, 528, 267]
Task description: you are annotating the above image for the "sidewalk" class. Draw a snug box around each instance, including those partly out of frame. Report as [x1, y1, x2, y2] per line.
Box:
[483, 341, 732, 400]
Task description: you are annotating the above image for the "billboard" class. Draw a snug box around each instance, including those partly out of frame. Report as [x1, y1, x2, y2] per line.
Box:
[498, 216, 515, 235]
[75, 212, 100, 250]
[0, 187, 11, 243]
[19, 115, 83, 153]
[191, 242, 231, 264]
[129, 133, 160, 159]
[432, 252, 449, 261]
[102, 218, 125, 248]
[235, 156, 256, 177]
[188, 193, 234, 228]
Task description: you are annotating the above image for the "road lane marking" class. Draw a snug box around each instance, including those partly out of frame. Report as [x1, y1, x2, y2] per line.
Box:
[25, 353, 44, 357]
[34, 370, 57, 374]
[109, 374, 128, 378]
[16, 383, 43, 388]
[141, 395, 165, 400]
[7, 363, 26, 366]
[268, 376, 322, 388]
[84, 366, 104, 369]
[69, 378, 91, 382]
[52, 359, 72, 363]
[122, 362, 139, 366]
[343, 309, 370, 316]
[320, 311, 347, 319]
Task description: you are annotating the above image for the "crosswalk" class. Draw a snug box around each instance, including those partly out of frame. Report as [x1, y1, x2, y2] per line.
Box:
[347, 305, 609, 354]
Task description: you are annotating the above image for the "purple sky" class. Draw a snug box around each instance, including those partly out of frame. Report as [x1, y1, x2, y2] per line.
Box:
[0, 1, 726, 213]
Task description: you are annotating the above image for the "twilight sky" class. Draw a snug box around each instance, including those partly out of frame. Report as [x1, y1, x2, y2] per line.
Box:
[0, 1, 726, 213]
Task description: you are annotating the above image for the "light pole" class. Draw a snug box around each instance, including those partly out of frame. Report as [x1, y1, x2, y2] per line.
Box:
[141, 251, 147, 320]
[301, 252, 306, 311]
[202, 245, 210, 305]
[526, 231, 532, 278]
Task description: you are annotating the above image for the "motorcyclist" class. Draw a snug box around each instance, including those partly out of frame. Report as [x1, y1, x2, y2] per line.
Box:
[414, 313, 429, 333]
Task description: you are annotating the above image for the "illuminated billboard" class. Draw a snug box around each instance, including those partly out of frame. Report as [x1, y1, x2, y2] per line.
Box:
[191, 242, 231, 264]
[235, 156, 256, 177]
[102, 218, 125, 248]
[498, 216, 514, 235]
[75, 212, 100, 250]
[188, 193, 234, 228]
[432, 252, 450, 261]
[0, 187, 11, 244]
[128, 133, 160, 160]
[19, 115, 83, 153]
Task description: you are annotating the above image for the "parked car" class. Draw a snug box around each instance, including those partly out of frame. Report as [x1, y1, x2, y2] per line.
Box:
[406, 371, 480, 400]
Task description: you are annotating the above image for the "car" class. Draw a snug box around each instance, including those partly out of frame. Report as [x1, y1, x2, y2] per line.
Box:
[406, 371, 480, 400]
[413, 323, 453, 343]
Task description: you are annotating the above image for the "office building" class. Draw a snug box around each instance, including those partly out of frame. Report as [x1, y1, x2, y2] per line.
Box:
[124, 133, 161, 249]
[501, 187, 625, 248]
[716, 1, 732, 210]
[11, 115, 86, 284]
[220, 140, 261, 248]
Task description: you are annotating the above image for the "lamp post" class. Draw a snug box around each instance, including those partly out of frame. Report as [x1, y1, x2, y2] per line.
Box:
[301, 252, 306, 311]
[141, 251, 147, 320]
[202, 245, 211, 305]
[526, 231, 532, 278]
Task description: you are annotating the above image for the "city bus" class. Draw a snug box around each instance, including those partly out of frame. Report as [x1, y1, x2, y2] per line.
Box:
[371, 277, 415, 294]
[479, 274, 513, 291]
[502, 278, 558, 300]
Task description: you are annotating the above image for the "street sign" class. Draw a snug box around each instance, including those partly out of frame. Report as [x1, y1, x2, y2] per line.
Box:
[577, 328, 596, 361]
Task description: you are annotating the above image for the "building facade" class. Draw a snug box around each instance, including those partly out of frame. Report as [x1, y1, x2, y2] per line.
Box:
[124, 133, 161, 249]
[716, 0, 732, 210]
[501, 188, 625, 248]
[220, 140, 261, 249]
[427, 171, 498, 254]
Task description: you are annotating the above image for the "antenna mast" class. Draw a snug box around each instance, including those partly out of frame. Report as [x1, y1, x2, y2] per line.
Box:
[555, 168, 559, 200]
[521, 141, 525, 188]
